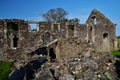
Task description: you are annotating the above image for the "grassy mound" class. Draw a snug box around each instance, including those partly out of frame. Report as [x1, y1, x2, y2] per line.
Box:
[0, 62, 13, 80]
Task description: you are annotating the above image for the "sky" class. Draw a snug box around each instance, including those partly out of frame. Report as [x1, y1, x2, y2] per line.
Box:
[0, 0, 120, 36]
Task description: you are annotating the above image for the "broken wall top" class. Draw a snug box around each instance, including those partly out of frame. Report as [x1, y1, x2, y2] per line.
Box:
[0, 9, 116, 27]
[0, 19, 25, 22]
[86, 9, 115, 26]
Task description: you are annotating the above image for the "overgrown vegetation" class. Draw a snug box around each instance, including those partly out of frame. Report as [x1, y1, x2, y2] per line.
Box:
[0, 62, 13, 80]
[111, 49, 120, 57]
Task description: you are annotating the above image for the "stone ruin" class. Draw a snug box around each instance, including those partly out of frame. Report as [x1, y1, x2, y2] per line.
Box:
[2, 9, 120, 80]
[0, 9, 117, 61]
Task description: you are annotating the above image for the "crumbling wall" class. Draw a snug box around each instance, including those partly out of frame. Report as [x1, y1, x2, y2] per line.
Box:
[0, 20, 5, 48]
[17, 21, 29, 49]
[55, 38, 88, 60]
[76, 24, 88, 41]
[0, 19, 29, 50]
[93, 25, 116, 52]
[0, 9, 116, 61]
[86, 9, 116, 52]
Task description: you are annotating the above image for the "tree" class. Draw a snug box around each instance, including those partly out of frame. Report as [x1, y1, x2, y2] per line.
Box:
[42, 8, 68, 22]
[69, 18, 80, 23]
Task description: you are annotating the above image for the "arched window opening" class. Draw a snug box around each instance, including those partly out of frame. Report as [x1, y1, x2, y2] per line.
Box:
[92, 17, 97, 25]
[103, 33, 108, 39]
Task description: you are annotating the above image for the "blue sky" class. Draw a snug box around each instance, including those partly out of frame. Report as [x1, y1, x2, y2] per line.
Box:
[0, 0, 120, 36]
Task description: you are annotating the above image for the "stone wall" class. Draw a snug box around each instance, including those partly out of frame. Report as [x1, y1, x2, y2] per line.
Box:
[0, 9, 116, 60]
[86, 9, 116, 52]
[55, 38, 88, 60]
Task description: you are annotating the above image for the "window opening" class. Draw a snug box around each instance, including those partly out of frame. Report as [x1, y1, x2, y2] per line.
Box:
[30, 24, 38, 31]
[68, 25, 74, 30]
[103, 33, 108, 39]
[92, 17, 97, 25]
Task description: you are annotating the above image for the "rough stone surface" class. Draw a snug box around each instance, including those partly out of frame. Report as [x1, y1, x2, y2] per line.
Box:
[9, 38, 120, 80]
[0, 9, 117, 61]
[0, 9, 119, 80]
[55, 38, 88, 60]
[37, 68, 55, 80]
[30, 42, 120, 80]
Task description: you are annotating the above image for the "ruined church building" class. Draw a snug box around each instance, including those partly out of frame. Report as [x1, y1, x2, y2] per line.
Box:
[0, 9, 116, 57]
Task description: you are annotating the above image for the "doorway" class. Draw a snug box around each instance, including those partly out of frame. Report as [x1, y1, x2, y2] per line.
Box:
[49, 48, 56, 62]
[103, 33, 110, 52]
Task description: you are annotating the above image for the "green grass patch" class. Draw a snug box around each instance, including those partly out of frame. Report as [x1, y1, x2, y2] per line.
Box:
[111, 49, 120, 56]
[0, 61, 13, 80]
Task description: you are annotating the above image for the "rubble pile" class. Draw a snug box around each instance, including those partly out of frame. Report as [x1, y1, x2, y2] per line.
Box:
[66, 49, 119, 80]
[37, 48, 120, 80]
[9, 37, 120, 80]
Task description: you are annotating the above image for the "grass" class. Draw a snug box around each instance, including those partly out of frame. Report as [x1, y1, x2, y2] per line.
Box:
[111, 49, 120, 57]
[0, 61, 13, 80]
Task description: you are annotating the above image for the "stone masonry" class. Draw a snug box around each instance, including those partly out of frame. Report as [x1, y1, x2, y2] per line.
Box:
[0, 9, 116, 60]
